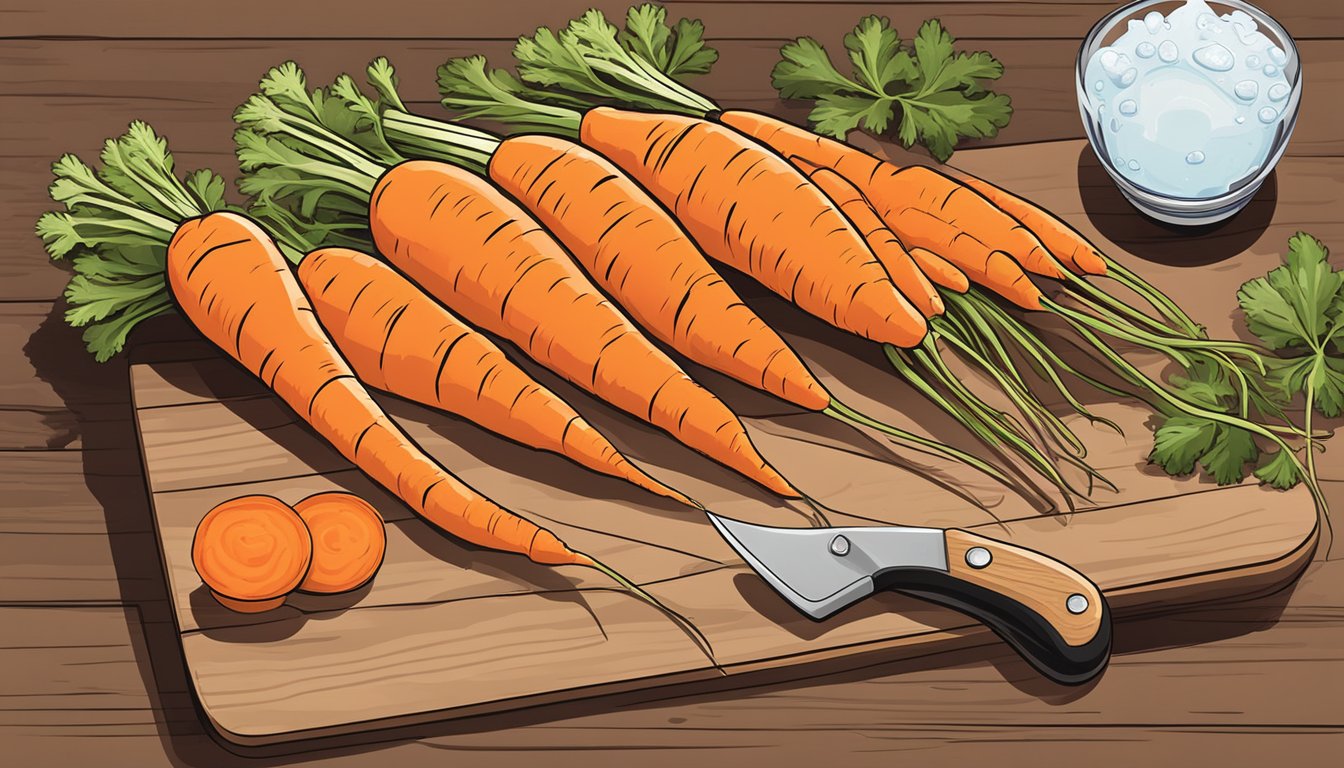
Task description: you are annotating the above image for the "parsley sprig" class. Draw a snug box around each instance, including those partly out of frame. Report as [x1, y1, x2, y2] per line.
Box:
[1241, 233, 1343, 487]
[1148, 233, 1341, 491]
[772, 17, 1012, 161]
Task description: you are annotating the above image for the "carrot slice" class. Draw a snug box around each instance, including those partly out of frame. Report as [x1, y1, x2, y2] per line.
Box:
[192, 495, 312, 613]
[294, 492, 387, 594]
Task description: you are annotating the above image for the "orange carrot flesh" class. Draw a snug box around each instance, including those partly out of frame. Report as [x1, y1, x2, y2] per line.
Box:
[293, 492, 387, 594]
[883, 207, 1044, 310]
[908, 248, 971, 293]
[487, 133, 832, 412]
[716, 110, 1070, 284]
[957, 175, 1108, 276]
[577, 107, 928, 348]
[799, 164, 944, 318]
[366, 161, 800, 498]
[298, 246, 696, 507]
[169, 211, 589, 566]
[191, 494, 312, 612]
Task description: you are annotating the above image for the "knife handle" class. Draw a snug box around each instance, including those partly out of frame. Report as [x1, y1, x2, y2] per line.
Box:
[884, 529, 1111, 685]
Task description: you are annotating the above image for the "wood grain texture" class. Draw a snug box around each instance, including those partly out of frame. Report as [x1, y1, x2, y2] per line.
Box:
[1, 0, 1338, 40]
[943, 528, 1106, 647]
[5, 0, 1344, 763]
[5, 37, 1343, 303]
[130, 331, 1317, 744]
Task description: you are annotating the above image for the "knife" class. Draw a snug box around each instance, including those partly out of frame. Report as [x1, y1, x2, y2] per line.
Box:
[706, 511, 1112, 685]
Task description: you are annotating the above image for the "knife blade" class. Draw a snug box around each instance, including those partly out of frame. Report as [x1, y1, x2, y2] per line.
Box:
[706, 511, 1111, 685]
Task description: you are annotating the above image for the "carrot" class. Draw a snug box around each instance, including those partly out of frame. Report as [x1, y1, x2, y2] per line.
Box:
[716, 110, 1072, 282]
[484, 134, 832, 411]
[721, 115, 1045, 308]
[234, 66, 800, 499]
[176, 213, 593, 564]
[578, 107, 928, 347]
[714, 112, 1227, 340]
[362, 61, 1018, 496]
[42, 123, 598, 571]
[957, 175, 1107, 276]
[293, 492, 386, 594]
[793, 160, 944, 318]
[374, 98, 828, 412]
[192, 495, 312, 613]
[908, 248, 971, 293]
[296, 246, 696, 507]
[371, 162, 796, 497]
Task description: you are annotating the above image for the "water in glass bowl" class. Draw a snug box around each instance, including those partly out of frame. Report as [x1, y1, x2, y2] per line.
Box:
[1083, 0, 1292, 198]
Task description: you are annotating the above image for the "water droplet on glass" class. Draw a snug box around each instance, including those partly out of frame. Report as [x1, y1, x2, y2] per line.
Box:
[1246, 54, 1261, 68]
[1263, 64, 1278, 77]
[1113, 155, 1124, 168]
[1193, 43, 1235, 71]
[1158, 40, 1180, 63]
[1110, 117, 1120, 132]
[1136, 41, 1156, 59]
[1234, 80, 1258, 100]
[1235, 115, 1246, 124]
[1143, 11, 1164, 34]
[1119, 99, 1137, 116]
[1094, 80, 1104, 92]
[1128, 159, 1141, 171]
[1268, 83, 1290, 102]
[1186, 151, 1206, 165]
[1258, 106, 1278, 123]
[1268, 45, 1287, 65]
[1196, 13, 1215, 30]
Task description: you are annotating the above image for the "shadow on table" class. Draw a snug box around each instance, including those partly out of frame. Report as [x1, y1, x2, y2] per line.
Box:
[1075, 145, 1279, 267]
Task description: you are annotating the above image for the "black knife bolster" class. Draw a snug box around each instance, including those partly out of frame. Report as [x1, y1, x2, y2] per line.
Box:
[876, 569, 1112, 686]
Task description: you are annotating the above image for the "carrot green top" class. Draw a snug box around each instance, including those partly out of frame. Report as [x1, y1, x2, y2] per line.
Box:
[35, 120, 343, 362]
[36, 124, 239, 360]
[433, 7, 721, 136]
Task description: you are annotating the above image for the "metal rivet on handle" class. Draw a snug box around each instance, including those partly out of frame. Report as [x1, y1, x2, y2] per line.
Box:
[829, 535, 850, 556]
[965, 547, 992, 569]
[1067, 594, 1090, 615]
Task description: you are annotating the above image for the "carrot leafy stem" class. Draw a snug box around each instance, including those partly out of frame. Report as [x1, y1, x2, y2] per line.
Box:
[620, 3, 718, 79]
[36, 122, 230, 360]
[772, 17, 1012, 161]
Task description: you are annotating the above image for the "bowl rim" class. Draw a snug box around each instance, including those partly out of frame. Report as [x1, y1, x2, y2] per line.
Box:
[1074, 0, 1303, 208]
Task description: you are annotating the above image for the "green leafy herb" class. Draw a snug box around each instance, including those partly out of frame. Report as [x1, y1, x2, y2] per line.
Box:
[1149, 360, 1264, 486]
[772, 17, 1011, 161]
[1145, 233, 1342, 491]
[1238, 232, 1344, 489]
[1240, 233, 1344, 417]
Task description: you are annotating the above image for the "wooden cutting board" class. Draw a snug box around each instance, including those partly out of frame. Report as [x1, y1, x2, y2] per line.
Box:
[129, 142, 1319, 750]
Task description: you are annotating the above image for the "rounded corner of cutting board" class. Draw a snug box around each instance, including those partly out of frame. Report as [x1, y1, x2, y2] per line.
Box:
[1109, 485, 1321, 613]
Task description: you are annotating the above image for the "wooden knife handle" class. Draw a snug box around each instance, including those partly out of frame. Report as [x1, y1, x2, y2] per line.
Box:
[880, 529, 1112, 685]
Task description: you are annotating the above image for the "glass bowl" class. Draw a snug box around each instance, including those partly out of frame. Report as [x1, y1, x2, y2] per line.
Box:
[1076, 0, 1302, 225]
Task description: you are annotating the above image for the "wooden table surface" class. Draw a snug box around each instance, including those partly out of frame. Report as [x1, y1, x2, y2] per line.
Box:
[3, 1, 1342, 765]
